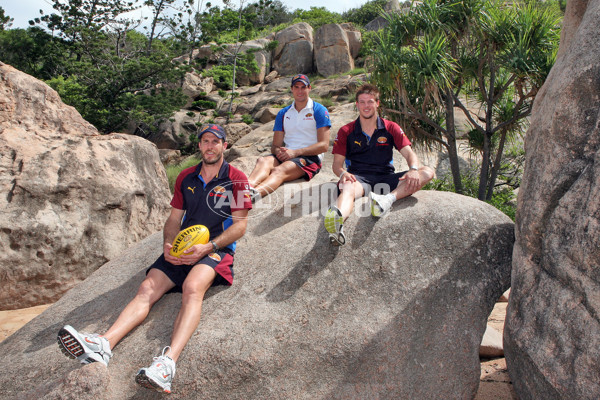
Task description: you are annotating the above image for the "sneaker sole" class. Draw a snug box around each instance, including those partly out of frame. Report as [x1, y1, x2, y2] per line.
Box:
[57, 327, 85, 359]
[136, 370, 171, 393]
[324, 209, 343, 235]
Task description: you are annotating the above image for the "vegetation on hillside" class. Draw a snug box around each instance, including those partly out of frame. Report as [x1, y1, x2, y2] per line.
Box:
[0, 1, 564, 217]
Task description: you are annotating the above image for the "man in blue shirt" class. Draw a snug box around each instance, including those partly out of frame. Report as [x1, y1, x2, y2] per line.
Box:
[247, 74, 331, 201]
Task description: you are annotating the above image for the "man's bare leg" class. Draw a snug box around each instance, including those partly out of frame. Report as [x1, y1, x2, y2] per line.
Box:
[165, 263, 216, 362]
[248, 156, 279, 188]
[336, 180, 365, 220]
[390, 166, 435, 200]
[254, 161, 305, 197]
[102, 268, 176, 349]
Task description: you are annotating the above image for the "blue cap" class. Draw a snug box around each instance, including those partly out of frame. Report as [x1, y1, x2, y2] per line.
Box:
[291, 74, 310, 87]
[198, 124, 226, 141]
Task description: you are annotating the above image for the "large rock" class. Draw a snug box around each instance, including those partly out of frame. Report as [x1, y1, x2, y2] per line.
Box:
[314, 24, 355, 77]
[273, 23, 314, 75]
[0, 189, 513, 399]
[0, 62, 171, 310]
[504, 1, 600, 399]
[180, 72, 214, 107]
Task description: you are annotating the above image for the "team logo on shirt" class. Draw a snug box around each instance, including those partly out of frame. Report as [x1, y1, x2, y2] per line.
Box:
[210, 186, 227, 198]
[377, 137, 388, 144]
[209, 253, 222, 262]
[299, 158, 307, 166]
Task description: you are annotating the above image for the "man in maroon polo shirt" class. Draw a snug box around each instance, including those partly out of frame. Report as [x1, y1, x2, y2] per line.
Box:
[57, 124, 252, 393]
[324, 84, 435, 245]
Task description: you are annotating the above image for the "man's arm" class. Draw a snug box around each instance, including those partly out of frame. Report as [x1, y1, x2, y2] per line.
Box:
[399, 146, 422, 191]
[271, 131, 286, 157]
[178, 209, 249, 265]
[332, 153, 357, 183]
[277, 126, 331, 161]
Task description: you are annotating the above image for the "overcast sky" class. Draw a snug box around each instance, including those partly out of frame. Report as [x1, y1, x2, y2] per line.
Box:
[3, 0, 370, 29]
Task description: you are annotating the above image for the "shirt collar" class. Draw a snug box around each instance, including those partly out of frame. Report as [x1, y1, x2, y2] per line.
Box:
[291, 97, 314, 113]
[195, 159, 229, 181]
[353, 116, 385, 134]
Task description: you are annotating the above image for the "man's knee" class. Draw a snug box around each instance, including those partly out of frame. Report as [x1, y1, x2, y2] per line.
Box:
[254, 155, 276, 170]
[271, 163, 302, 181]
[420, 166, 436, 185]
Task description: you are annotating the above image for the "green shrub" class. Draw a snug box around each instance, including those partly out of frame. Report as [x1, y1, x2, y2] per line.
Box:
[424, 170, 516, 220]
[191, 99, 217, 110]
[242, 114, 254, 125]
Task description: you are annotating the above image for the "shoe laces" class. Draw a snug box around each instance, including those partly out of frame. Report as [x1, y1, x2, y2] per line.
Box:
[151, 347, 175, 374]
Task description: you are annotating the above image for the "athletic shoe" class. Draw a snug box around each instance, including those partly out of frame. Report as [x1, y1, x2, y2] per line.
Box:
[249, 187, 261, 204]
[135, 347, 176, 393]
[325, 205, 346, 245]
[370, 192, 394, 217]
[57, 325, 112, 366]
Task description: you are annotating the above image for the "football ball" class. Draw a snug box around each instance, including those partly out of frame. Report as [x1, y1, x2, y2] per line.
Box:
[169, 225, 210, 257]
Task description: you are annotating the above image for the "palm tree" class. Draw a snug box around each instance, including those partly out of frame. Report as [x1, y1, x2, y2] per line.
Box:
[370, 0, 560, 200]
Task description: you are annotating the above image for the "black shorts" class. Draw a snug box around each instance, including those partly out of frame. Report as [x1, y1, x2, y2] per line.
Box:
[147, 250, 234, 292]
[266, 154, 322, 181]
[340, 171, 408, 196]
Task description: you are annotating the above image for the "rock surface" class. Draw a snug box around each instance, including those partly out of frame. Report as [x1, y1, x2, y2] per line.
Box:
[0, 62, 171, 310]
[314, 24, 356, 77]
[504, 1, 600, 398]
[0, 189, 513, 399]
[273, 22, 314, 75]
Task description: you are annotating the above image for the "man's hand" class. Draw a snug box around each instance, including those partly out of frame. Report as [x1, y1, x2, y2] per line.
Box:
[339, 171, 357, 183]
[164, 242, 184, 265]
[177, 242, 213, 265]
[276, 147, 297, 162]
[399, 169, 421, 192]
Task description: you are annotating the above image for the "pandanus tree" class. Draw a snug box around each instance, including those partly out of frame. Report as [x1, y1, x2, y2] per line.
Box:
[370, 0, 561, 199]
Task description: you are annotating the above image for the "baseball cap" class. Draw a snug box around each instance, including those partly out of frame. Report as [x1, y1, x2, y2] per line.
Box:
[198, 124, 226, 141]
[291, 74, 310, 87]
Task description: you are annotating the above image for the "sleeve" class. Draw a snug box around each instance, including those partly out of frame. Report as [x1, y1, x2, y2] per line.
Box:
[313, 102, 332, 129]
[229, 168, 253, 212]
[170, 171, 187, 210]
[332, 123, 350, 156]
[273, 107, 287, 132]
[388, 121, 412, 150]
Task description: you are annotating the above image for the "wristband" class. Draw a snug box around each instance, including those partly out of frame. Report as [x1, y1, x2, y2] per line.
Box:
[339, 171, 347, 179]
[209, 240, 219, 253]
[409, 165, 419, 171]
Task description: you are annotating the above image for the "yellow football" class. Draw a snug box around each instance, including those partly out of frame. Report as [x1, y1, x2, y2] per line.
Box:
[169, 225, 210, 257]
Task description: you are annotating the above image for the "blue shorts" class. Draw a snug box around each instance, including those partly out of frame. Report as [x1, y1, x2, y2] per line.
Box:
[340, 171, 408, 196]
[266, 154, 322, 181]
[147, 250, 234, 292]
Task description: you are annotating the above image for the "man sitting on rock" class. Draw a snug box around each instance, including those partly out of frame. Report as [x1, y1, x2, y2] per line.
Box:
[324, 84, 435, 245]
[57, 124, 252, 394]
[247, 74, 331, 201]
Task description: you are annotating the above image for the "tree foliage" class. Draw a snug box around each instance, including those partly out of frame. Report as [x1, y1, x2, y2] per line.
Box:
[0, 6, 14, 30]
[370, 0, 561, 200]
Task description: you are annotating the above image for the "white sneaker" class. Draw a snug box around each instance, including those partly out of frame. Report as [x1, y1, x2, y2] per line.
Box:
[325, 205, 345, 245]
[370, 192, 394, 217]
[135, 347, 177, 393]
[57, 325, 112, 366]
